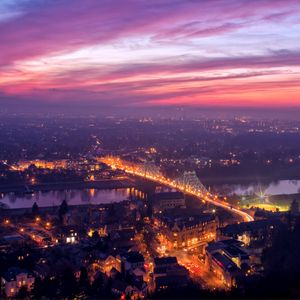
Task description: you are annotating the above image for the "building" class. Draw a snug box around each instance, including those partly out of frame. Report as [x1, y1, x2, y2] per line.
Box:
[111, 280, 128, 297]
[219, 219, 283, 247]
[111, 280, 146, 300]
[206, 239, 249, 267]
[92, 254, 122, 275]
[11, 159, 68, 171]
[111, 228, 136, 251]
[122, 251, 145, 272]
[205, 240, 248, 287]
[155, 275, 189, 292]
[208, 251, 240, 288]
[205, 239, 251, 287]
[153, 257, 189, 291]
[219, 219, 283, 264]
[1, 267, 35, 297]
[57, 226, 79, 244]
[157, 212, 217, 250]
[153, 257, 178, 271]
[98, 255, 122, 274]
[152, 192, 186, 212]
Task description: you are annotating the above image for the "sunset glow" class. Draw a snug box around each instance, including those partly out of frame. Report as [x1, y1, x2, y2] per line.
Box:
[1, 0, 300, 108]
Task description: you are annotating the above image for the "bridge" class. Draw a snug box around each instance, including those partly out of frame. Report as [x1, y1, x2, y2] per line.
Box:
[100, 156, 254, 222]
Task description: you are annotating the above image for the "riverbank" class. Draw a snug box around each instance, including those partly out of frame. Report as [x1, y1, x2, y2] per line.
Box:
[0, 178, 136, 194]
[0, 201, 123, 216]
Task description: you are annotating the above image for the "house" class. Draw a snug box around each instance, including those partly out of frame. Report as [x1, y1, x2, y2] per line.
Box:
[109, 267, 121, 280]
[153, 257, 189, 291]
[91, 253, 122, 276]
[132, 267, 147, 282]
[111, 280, 147, 300]
[111, 228, 136, 251]
[111, 279, 128, 296]
[1, 267, 35, 297]
[57, 225, 79, 244]
[122, 252, 145, 272]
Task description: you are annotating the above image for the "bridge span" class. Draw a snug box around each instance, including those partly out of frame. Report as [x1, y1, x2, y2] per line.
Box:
[100, 156, 254, 222]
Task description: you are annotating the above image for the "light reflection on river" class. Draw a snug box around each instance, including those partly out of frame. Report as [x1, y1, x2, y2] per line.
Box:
[0, 188, 144, 209]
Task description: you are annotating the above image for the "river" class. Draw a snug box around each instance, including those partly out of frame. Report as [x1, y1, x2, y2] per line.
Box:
[0, 188, 144, 209]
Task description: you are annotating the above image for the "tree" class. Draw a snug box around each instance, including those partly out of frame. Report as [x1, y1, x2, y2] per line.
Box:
[79, 267, 90, 294]
[16, 286, 29, 299]
[92, 230, 100, 240]
[91, 273, 104, 295]
[259, 218, 300, 298]
[60, 268, 78, 298]
[290, 199, 299, 215]
[96, 236, 109, 252]
[59, 199, 69, 222]
[32, 277, 44, 298]
[32, 202, 39, 216]
[108, 203, 116, 218]
[43, 276, 59, 298]
[32, 276, 59, 298]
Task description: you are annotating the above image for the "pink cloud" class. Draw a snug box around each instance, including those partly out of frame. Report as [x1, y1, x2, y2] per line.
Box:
[1, 0, 300, 108]
[1, 0, 299, 65]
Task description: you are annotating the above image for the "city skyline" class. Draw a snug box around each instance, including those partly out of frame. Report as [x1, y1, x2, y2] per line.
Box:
[1, 0, 300, 110]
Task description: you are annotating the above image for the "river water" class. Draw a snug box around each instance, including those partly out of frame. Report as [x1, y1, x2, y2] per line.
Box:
[0, 188, 144, 209]
[1, 180, 299, 209]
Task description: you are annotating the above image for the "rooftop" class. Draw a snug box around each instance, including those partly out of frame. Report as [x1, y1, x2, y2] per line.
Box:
[154, 256, 178, 267]
[124, 251, 145, 264]
[212, 252, 239, 274]
[207, 239, 249, 259]
[221, 219, 282, 236]
[153, 192, 184, 201]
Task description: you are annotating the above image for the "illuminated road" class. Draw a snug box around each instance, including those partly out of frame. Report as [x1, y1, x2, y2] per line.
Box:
[173, 251, 226, 290]
[101, 156, 254, 222]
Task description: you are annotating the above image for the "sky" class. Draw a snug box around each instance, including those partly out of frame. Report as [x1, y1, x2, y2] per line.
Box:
[1, 0, 300, 111]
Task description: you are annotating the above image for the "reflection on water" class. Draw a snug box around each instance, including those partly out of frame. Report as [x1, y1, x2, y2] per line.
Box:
[0, 188, 145, 209]
[214, 180, 300, 196]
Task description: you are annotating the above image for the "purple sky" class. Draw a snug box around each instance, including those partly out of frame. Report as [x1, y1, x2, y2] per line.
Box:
[1, 0, 300, 109]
